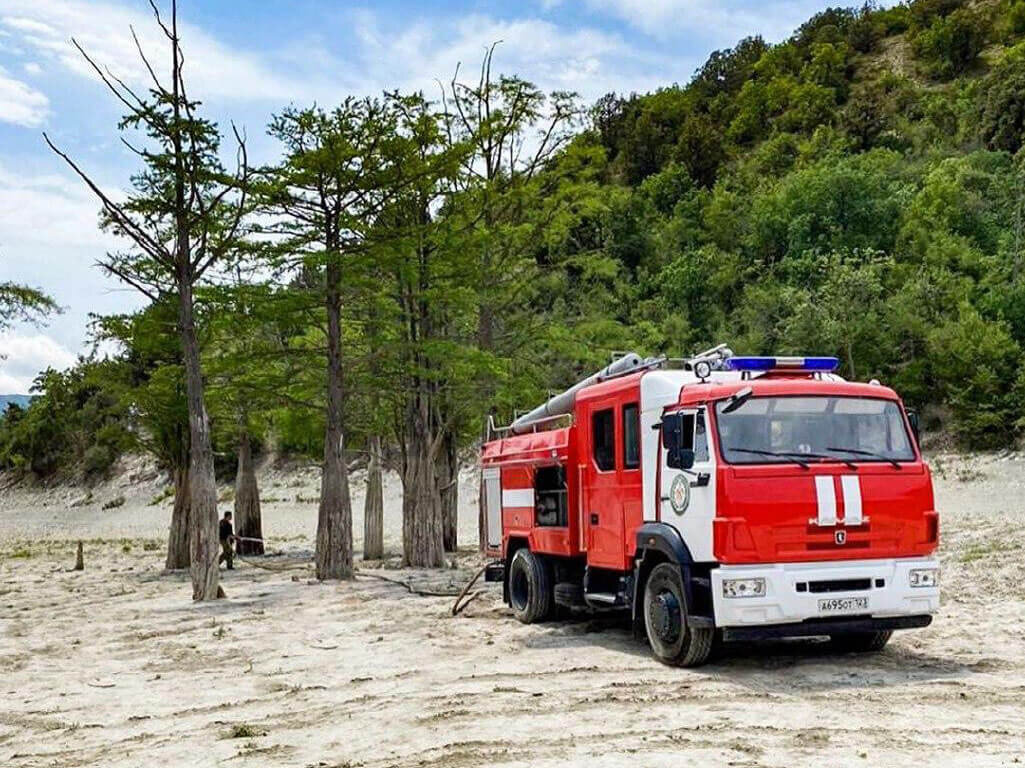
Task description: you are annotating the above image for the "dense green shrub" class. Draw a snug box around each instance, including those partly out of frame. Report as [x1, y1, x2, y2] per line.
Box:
[927, 306, 1023, 447]
[1011, 0, 1025, 35]
[912, 7, 991, 79]
[980, 53, 1025, 152]
[0, 363, 133, 477]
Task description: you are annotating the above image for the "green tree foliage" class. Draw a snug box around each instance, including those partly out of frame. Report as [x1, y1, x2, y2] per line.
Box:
[911, 6, 991, 79]
[15, 0, 1025, 491]
[0, 282, 58, 334]
[0, 362, 131, 476]
[980, 51, 1025, 153]
[927, 305, 1023, 447]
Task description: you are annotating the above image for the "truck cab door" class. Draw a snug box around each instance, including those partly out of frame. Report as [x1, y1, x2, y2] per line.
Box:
[660, 408, 717, 562]
[581, 397, 628, 570]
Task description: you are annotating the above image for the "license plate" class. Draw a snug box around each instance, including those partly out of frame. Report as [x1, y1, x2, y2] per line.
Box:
[818, 597, 868, 615]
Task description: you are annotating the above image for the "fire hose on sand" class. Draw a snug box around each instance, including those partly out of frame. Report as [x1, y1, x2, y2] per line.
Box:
[230, 536, 490, 615]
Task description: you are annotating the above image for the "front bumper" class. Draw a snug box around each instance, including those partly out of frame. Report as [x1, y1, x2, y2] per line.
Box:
[711, 557, 940, 629]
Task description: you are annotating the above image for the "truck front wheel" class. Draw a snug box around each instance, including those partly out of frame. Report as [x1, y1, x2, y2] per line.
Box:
[643, 562, 713, 667]
[508, 549, 553, 624]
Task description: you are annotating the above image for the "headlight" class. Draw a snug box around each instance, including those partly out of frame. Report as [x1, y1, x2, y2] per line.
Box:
[909, 568, 939, 588]
[722, 577, 766, 598]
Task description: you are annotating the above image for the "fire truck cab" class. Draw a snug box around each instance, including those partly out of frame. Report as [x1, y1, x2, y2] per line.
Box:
[481, 348, 940, 667]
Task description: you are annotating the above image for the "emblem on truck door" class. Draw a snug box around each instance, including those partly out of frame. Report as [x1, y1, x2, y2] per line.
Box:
[670, 474, 691, 514]
[835, 530, 847, 545]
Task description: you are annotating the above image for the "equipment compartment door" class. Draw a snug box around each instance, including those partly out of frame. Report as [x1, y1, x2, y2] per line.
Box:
[581, 396, 630, 570]
[483, 467, 502, 549]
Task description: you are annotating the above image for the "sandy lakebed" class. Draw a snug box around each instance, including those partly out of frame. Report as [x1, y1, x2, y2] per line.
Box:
[1, 452, 1024, 767]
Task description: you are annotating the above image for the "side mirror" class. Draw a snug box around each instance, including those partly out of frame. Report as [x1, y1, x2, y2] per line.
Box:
[907, 409, 921, 446]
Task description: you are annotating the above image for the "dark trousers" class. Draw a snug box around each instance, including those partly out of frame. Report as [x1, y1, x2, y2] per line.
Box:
[219, 539, 234, 569]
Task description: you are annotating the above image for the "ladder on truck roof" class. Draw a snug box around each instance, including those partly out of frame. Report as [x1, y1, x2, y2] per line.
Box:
[485, 343, 734, 441]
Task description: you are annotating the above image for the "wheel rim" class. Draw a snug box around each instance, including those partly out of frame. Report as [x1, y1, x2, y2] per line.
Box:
[511, 564, 529, 610]
[648, 588, 682, 646]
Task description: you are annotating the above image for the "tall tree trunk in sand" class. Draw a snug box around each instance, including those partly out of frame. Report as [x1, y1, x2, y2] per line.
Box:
[234, 425, 264, 556]
[165, 466, 191, 569]
[43, 0, 247, 600]
[179, 280, 221, 601]
[402, 399, 445, 568]
[363, 434, 384, 560]
[440, 431, 458, 552]
[316, 262, 354, 580]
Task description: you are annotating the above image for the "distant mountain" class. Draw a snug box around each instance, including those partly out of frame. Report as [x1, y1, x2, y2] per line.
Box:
[0, 395, 32, 413]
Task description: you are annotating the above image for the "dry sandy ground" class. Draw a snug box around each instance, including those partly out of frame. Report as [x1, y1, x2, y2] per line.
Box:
[1, 453, 1024, 767]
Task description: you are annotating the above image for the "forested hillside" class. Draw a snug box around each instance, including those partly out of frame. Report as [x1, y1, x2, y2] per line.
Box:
[4, 0, 1025, 491]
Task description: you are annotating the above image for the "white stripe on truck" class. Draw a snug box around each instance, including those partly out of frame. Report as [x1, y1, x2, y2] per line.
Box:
[841, 475, 863, 525]
[502, 488, 534, 508]
[815, 476, 837, 526]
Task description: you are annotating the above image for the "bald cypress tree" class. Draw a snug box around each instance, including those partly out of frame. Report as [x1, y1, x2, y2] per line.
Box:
[45, 0, 248, 600]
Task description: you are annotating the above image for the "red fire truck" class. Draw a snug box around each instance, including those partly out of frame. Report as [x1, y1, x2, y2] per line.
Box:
[481, 346, 940, 666]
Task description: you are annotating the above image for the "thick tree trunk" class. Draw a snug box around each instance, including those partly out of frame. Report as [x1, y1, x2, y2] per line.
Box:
[363, 434, 384, 560]
[440, 431, 458, 552]
[179, 280, 221, 601]
[234, 425, 263, 556]
[316, 261, 354, 580]
[165, 466, 191, 569]
[402, 404, 445, 568]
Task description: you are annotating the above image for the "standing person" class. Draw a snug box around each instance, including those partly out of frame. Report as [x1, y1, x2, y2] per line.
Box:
[218, 511, 235, 570]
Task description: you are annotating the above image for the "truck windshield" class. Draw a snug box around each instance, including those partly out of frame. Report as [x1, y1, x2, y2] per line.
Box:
[715, 396, 915, 465]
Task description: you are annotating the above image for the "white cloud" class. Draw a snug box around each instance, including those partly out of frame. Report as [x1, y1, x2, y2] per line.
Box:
[343, 12, 670, 102]
[0, 161, 112, 249]
[0, 161, 143, 374]
[0, 64, 48, 125]
[23, 61, 42, 75]
[0, 332, 76, 392]
[0, 0, 329, 104]
[581, 0, 831, 44]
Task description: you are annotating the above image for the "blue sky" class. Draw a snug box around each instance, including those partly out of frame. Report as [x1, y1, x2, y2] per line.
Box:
[0, 0, 849, 392]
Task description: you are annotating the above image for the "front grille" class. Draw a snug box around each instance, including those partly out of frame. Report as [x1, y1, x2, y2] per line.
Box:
[806, 578, 872, 593]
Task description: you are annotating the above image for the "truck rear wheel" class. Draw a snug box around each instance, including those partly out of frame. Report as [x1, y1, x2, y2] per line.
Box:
[643, 562, 713, 667]
[508, 549, 553, 624]
[829, 630, 892, 653]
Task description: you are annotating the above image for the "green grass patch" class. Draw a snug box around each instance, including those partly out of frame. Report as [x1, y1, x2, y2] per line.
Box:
[225, 723, 264, 739]
[960, 539, 1018, 563]
[148, 487, 174, 506]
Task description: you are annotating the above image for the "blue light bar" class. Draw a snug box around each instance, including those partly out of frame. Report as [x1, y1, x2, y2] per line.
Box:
[725, 356, 839, 372]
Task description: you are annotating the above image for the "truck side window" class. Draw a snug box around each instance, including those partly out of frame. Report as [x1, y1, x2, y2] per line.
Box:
[534, 465, 568, 527]
[695, 412, 709, 463]
[593, 408, 615, 471]
[680, 413, 695, 450]
[623, 402, 639, 469]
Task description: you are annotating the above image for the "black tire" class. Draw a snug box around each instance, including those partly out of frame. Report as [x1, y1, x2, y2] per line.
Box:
[554, 581, 584, 607]
[828, 630, 893, 653]
[508, 549, 553, 623]
[643, 562, 714, 667]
